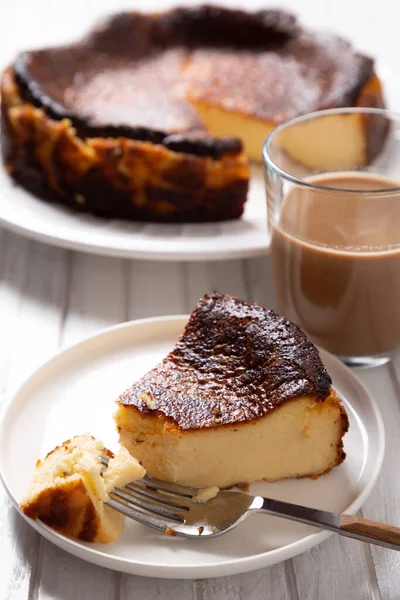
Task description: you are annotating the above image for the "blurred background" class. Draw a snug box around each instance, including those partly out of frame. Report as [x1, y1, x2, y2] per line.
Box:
[1, 0, 399, 78]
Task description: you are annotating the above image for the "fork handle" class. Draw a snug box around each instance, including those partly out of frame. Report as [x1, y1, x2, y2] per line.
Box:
[251, 496, 400, 551]
[340, 514, 400, 547]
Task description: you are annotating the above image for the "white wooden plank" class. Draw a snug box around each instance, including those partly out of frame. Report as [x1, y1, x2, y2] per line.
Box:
[121, 575, 193, 600]
[37, 544, 116, 600]
[186, 260, 248, 309]
[204, 260, 248, 299]
[185, 263, 212, 310]
[390, 353, 400, 391]
[0, 236, 68, 600]
[6, 241, 68, 393]
[37, 251, 127, 599]
[127, 261, 186, 319]
[0, 496, 37, 600]
[204, 566, 292, 600]
[358, 364, 400, 600]
[292, 534, 374, 600]
[244, 256, 277, 311]
[61, 253, 127, 347]
[0, 230, 30, 402]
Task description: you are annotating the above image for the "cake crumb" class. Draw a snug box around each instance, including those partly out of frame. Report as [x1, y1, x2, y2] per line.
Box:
[165, 527, 176, 536]
[139, 391, 157, 411]
[192, 486, 219, 504]
[198, 526, 204, 535]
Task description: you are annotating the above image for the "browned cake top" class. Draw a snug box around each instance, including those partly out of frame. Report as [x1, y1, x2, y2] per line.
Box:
[12, 5, 373, 159]
[187, 32, 373, 122]
[118, 293, 332, 430]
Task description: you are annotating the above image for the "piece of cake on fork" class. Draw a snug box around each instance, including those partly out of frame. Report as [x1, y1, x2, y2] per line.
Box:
[20, 434, 145, 542]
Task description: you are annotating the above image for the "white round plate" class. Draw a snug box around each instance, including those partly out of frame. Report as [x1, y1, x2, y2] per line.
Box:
[0, 316, 385, 579]
[0, 63, 398, 261]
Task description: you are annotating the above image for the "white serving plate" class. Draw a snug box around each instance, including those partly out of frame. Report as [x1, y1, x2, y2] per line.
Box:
[0, 64, 398, 261]
[0, 316, 385, 578]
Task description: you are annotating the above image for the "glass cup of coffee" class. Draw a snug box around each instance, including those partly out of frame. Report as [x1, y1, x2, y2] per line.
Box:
[263, 107, 400, 367]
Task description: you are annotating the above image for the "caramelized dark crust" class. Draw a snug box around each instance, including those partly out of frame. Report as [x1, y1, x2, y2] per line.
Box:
[20, 438, 115, 542]
[11, 6, 299, 157]
[21, 478, 101, 542]
[118, 293, 333, 430]
[10, 6, 374, 156]
[186, 35, 374, 124]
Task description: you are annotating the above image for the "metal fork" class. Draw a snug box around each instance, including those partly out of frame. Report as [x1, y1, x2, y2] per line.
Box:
[101, 457, 400, 550]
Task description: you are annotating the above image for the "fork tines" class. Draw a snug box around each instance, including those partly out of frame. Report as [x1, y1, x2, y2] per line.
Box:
[100, 455, 197, 536]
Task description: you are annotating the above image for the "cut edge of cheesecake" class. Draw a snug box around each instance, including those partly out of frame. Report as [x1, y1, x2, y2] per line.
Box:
[190, 72, 387, 165]
[20, 434, 146, 543]
[115, 392, 348, 489]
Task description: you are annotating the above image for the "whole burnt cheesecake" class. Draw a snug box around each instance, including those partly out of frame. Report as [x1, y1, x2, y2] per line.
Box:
[1, 6, 386, 222]
[114, 293, 349, 489]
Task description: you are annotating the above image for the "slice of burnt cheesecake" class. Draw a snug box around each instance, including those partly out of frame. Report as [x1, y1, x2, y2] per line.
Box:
[1, 6, 386, 222]
[114, 293, 349, 489]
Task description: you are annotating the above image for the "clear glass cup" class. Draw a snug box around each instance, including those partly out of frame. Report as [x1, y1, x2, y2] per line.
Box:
[263, 107, 400, 367]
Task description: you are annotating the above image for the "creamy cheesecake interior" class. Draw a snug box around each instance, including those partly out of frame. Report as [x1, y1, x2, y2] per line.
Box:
[191, 100, 273, 162]
[272, 76, 387, 171]
[193, 74, 386, 167]
[193, 101, 371, 167]
[115, 395, 346, 489]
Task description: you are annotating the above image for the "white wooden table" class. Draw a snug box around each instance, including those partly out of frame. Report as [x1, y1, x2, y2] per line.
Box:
[2, 0, 400, 598]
